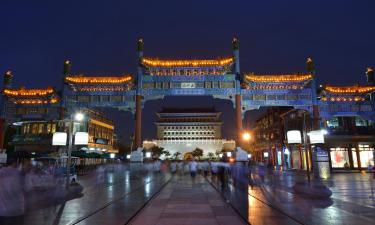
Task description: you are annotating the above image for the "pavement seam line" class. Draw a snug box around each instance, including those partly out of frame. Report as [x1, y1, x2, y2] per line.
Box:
[67, 175, 166, 225]
[204, 177, 251, 225]
[125, 175, 172, 225]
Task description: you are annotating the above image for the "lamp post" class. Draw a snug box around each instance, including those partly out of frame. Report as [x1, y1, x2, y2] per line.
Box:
[66, 112, 84, 189]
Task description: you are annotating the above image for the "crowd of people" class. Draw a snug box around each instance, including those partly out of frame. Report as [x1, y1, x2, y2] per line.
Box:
[142, 157, 255, 190]
[0, 158, 83, 225]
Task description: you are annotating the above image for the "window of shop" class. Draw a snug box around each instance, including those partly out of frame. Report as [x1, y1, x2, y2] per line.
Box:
[355, 117, 367, 127]
[38, 123, 44, 134]
[330, 147, 350, 168]
[292, 148, 301, 169]
[326, 117, 339, 128]
[358, 144, 374, 167]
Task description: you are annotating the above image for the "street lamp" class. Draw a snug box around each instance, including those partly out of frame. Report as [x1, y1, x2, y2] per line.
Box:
[66, 112, 85, 189]
[242, 132, 251, 141]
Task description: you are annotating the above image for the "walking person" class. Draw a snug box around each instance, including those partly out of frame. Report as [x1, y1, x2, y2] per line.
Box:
[202, 160, 210, 177]
[210, 161, 218, 183]
[170, 160, 177, 175]
[0, 159, 25, 225]
[188, 159, 198, 183]
[177, 160, 184, 176]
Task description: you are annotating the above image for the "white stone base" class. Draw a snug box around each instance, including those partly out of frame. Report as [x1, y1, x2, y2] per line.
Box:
[143, 139, 235, 159]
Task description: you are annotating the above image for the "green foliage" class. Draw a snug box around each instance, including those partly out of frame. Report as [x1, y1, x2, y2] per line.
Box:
[172, 152, 181, 160]
[192, 148, 203, 159]
[207, 152, 215, 160]
[148, 146, 166, 158]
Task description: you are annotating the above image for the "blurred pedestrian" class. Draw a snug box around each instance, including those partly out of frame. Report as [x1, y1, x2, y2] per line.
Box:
[189, 159, 198, 182]
[177, 160, 184, 175]
[0, 159, 25, 225]
[210, 161, 218, 183]
[170, 161, 177, 174]
[202, 160, 210, 177]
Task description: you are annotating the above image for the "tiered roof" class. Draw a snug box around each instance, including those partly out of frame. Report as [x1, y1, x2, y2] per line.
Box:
[141, 57, 234, 76]
[3, 87, 59, 105]
[320, 84, 375, 102]
[65, 75, 133, 92]
[245, 74, 313, 83]
[141, 57, 234, 67]
[65, 75, 132, 84]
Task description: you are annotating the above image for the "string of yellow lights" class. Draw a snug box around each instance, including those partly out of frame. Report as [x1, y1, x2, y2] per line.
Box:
[13, 98, 59, 105]
[65, 76, 132, 84]
[141, 57, 234, 67]
[324, 85, 375, 94]
[321, 96, 365, 102]
[4, 88, 54, 96]
[245, 74, 313, 82]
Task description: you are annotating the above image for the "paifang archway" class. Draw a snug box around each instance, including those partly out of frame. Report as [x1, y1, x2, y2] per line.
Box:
[1, 39, 375, 149]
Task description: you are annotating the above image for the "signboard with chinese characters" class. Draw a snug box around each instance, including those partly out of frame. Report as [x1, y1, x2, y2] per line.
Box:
[287, 130, 302, 144]
[75, 132, 89, 145]
[313, 147, 330, 179]
[52, 132, 67, 146]
[181, 82, 196, 88]
[308, 130, 325, 144]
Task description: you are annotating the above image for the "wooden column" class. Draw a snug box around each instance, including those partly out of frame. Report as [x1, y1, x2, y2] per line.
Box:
[135, 95, 142, 148]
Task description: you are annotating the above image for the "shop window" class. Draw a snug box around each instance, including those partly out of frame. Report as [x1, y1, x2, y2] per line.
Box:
[31, 124, 38, 134]
[330, 148, 350, 168]
[326, 117, 339, 128]
[355, 117, 367, 127]
[37, 123, 44, 134]
[358, 144, 374, 167]
[51, 124, 56, 133]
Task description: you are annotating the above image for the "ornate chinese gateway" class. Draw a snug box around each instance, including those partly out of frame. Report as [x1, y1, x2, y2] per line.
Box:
[1, 39, 374, 148]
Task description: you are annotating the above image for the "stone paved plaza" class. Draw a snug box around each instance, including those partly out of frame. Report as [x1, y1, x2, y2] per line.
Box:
[2, 164, 375, 225]
[129, 176, 246, 225]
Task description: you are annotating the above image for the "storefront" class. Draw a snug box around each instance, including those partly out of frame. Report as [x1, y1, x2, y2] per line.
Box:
[329, 143, 374, 170]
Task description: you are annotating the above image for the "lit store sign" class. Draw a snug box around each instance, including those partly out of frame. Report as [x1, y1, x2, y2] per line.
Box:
[287, 130, 302, 144]
[52, 132, 67, 146]
[308, 130, 325, 144]
[75, 132, 89, 145]
[181, 82, 196, 88]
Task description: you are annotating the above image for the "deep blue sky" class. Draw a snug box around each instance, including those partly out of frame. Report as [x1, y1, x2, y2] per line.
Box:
[1, 0, 375, 144]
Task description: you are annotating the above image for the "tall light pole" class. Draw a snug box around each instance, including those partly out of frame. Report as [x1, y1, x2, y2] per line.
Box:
[66, 112, 84, 189]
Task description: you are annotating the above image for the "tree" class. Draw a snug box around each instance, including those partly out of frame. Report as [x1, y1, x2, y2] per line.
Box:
[207, 152, 215, 160]
[173, 152, 181, 160]
[163, 150, 171, 159]
[192, 148, 203, 160]
[149, 146, 166, 158]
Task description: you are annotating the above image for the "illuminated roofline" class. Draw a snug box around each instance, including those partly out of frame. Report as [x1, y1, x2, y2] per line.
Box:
[3, 87, 54, 96]
[324, 85, 375, 94]
[245, 74, 313, 82]
[65, 75, 132, 84]
[141, 57, 234, 67]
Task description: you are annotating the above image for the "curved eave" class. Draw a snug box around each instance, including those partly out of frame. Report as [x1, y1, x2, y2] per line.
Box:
[141, 57, 234, 68]
[3, 87, 55, 97]
[324, 85, 375, 94]
[245, 74, 313, 83]
[65, 75, 133, 84]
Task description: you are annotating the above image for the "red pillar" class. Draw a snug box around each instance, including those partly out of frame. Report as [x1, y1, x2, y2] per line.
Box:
[135, 95, 142, 148]
[235, 94, 243, 147]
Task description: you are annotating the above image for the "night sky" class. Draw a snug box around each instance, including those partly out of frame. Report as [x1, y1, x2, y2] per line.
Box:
[1, 0, 375, 144]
